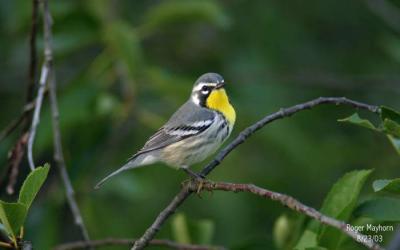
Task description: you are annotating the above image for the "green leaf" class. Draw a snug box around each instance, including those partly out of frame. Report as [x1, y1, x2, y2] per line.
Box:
[318, 169, 373, 249]
[373, 178, 400, 194]
[18, 164, 50, 209]
[319, 169, 373, 217]
[0, 201, 27, 239]
[274, 213, 306, 250]
[338, 113, 377, 131]
[338, 110, 400, 155]
[171, 213, 191, 244]
[387, 135, 400, 155]
[382, 119, 400, 138]
[380, 106, 400, 124]
[380, 106, 400, 154]
[296, 170, 373, 250]
[355, 197, 400, 221]
[295, 229, 318, 250]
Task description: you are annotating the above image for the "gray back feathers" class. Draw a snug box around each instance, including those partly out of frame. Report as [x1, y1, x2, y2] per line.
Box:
[130, 100, 215, 158]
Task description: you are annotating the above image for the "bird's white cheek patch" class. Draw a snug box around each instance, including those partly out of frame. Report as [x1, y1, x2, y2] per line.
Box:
[191, 94, 200, 105]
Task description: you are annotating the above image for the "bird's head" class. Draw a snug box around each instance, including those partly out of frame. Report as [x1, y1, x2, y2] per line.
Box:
[191, 72, 226, 107]
[191, 72, 236, 124]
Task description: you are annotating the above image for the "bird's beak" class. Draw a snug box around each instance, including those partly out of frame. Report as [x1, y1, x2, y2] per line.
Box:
[215, 82, 225, 89]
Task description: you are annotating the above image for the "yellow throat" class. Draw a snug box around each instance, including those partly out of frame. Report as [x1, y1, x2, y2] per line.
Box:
[206, 89, 236, 125]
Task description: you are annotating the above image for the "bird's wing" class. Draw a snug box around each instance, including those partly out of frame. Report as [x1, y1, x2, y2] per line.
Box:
[128, 102, 215, 160]
[95, 102, 215, 189]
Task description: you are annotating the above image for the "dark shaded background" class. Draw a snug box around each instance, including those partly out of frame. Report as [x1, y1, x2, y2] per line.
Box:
[0, 0, 399, 249]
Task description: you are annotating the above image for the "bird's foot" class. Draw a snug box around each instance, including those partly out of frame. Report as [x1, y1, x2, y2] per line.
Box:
[182, 168, 206, 195]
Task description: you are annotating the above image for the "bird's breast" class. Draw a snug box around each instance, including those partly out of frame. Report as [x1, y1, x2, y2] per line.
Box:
[206, 89, 236, 126]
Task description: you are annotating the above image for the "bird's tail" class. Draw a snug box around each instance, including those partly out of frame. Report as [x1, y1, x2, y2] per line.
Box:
[94, 153, 155, 189]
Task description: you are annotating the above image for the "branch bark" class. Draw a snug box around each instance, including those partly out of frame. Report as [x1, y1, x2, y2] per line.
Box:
[54, 238, 225, 250]
[132, 97, 380, 250]
[26, 0, 52, 170]
[187, 180, 383, 250]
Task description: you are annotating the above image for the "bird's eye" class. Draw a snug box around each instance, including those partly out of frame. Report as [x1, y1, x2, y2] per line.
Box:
[200, 86, 210, 95]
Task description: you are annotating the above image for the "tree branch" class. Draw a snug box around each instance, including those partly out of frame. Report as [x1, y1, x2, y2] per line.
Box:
[0, 0, 38, 143]
[0, 102, 35, 144]
[54, 238, 225, 250]
[5, 132, 29, 194]
[132, 97, 380, 250]
[43, 0, 91, 245]
[1, 0, 39, 194]
[26, 0, 52, 170]
[201, 96, 379, 176]
[187, 180, 383, 250]
[27, 0, 39, 109]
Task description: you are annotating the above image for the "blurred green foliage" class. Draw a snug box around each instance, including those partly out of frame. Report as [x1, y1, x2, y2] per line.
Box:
[1, 0, 400, 249]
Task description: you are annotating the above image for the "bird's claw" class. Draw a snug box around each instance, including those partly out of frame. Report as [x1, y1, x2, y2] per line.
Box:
[181, 168, 207, 196]
[195, 178, 205, 197]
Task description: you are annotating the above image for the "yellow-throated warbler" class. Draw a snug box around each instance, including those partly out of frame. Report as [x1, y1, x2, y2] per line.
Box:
[95, 73, 235, 188]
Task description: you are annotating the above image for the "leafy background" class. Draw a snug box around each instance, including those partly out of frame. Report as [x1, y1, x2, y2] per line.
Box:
[0, 0, 400, 249]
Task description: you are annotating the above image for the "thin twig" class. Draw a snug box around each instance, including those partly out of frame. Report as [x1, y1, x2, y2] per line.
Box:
[49, 73, 92, 245]
[54, 238, 225, 250]
[1, 0, 39, 194]
[132, 97, 380, 250]
[0, 0, 38, 143]
[27, 0, 39, 109]
[0, 102, 35, 144]
[44, 0, 91, 245]
[1, 109, 32, 193]
[186, 180, 383, 250]
[26, 0, 52, 170]
[5, 132, 29, 194]
[1, 104, 35, 194]
[200, 96, 379, 176]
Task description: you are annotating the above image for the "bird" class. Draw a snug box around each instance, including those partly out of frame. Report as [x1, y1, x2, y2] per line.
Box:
[95, 73, 235, 189]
